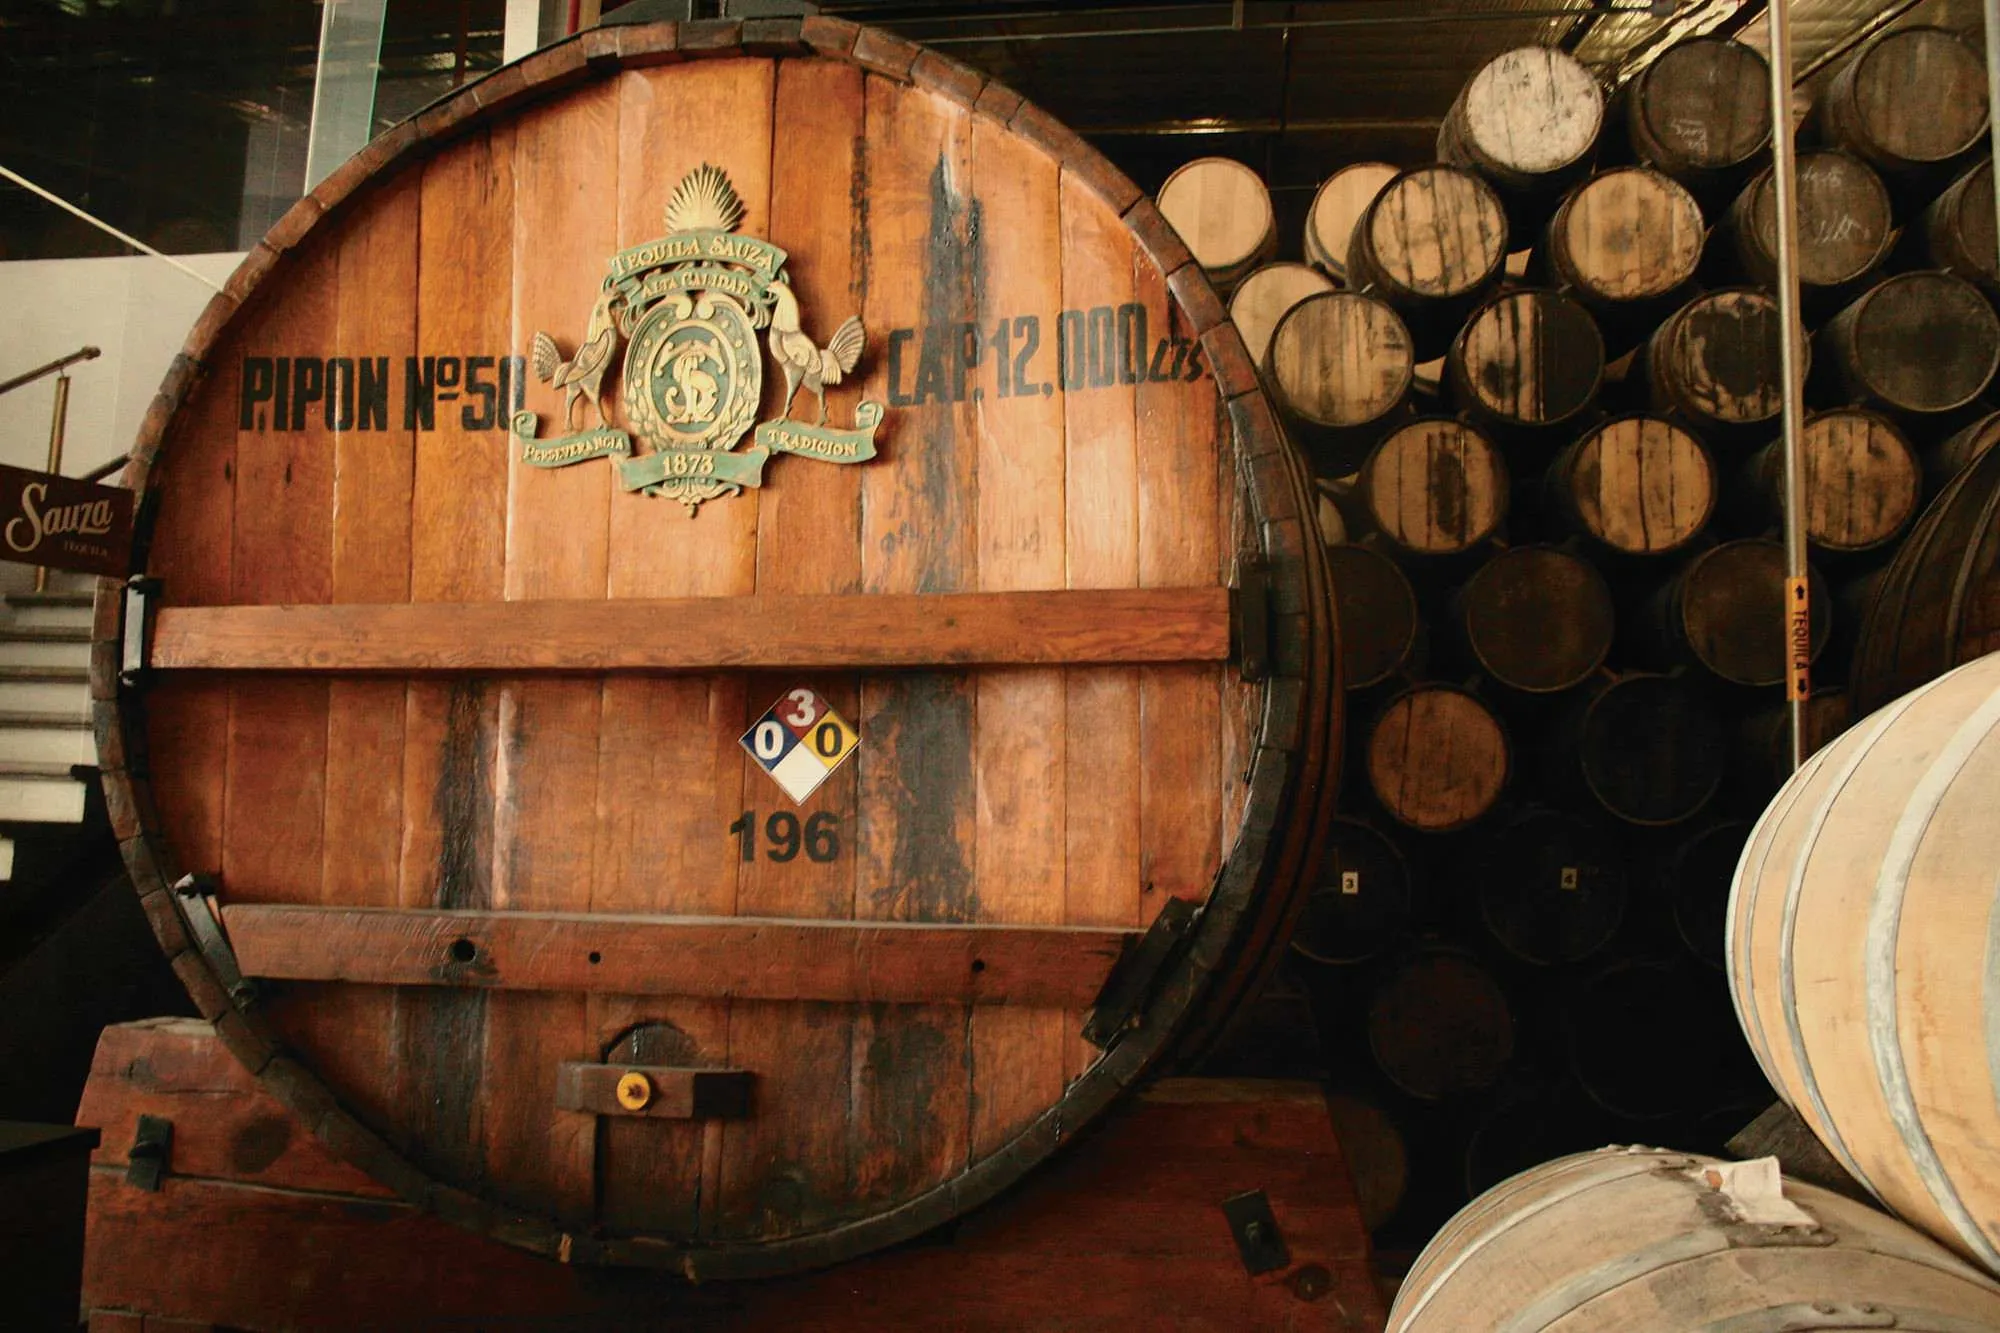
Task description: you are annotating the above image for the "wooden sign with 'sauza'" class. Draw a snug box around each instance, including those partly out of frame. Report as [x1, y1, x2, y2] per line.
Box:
[0, 463, 133, 577]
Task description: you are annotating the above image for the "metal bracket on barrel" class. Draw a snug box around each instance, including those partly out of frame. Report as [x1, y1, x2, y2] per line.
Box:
[1231, 556, 1272, 683]
[126, 1114, 173, 1191]
[172, 872, 257, 1009]
[120, 575, 160, 689]
[1220, 1189, 1289, 1275]
[1082, 894, 1199, 1050]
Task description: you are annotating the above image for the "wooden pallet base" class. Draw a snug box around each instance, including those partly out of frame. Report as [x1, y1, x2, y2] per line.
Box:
[78, 1018, 1384, 1332]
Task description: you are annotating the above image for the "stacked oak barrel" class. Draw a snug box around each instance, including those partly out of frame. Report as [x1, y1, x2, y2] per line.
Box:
[1164, 26, 2000, 1257]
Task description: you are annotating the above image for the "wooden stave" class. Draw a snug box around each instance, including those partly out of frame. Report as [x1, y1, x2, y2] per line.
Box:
[1727, 654, 2000, 1271]
[1852, 442, 2000, 715]
[1739, 409, 1922, 555]
[1543, 414, 1716, 557]
[1814, 270, 2000, 418]
[1388, 1147, 2000, 1332]
[94, 20, 1337, 1279]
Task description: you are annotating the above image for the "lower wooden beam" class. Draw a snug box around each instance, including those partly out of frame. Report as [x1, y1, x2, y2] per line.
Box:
[219, 905, 1134, 1008]
[143, 588, 1232, 673]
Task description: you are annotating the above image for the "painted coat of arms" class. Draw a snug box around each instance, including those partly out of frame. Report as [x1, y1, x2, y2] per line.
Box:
[514, 163, 883, 513]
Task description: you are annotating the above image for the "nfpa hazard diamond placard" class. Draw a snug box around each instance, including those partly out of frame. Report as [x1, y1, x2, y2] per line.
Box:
[740, 686, 859, 804]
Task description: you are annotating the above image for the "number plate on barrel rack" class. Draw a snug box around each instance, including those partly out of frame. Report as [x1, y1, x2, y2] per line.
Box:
[741, 686, 860, 804]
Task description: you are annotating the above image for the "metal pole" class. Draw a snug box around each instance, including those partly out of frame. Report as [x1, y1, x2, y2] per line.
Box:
[35, 372, 72, 593]
[0, 345, 98, 400]
[1766, 0, 1812, 770]
[1985, 0, 2000, 307]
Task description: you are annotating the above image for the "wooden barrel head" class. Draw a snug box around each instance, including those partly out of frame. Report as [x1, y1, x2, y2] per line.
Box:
[1925, 158, 2000, 294]
[1771, 410, 1920, 553]
[1266, 290, 1412, 429]
[1930, 407, 2000, 490]
[1460, 546, 1614, 693]
[1305, 162, 1398, 279]
[1556, 415, 1714, 555]
[1674, 540, 1832, 686]
[1449, 289, 1604, 429]
[1361, 419, 1507, 555]
[1475, 809, 1626, 967]
[1354, 166, 1507, 300]
[1824, 270, 2000, 415]
[1444, 47, 1603, 179]
[103, 22, 1335, 1278]
[1629, 37, 1770, 175]
[1157, 156, 1275, 280]
[1734, 150, 1893, 288]
[1547, 167, 1703, 303]
[1649, 288, 1786, 427]
[1578, 674, 1725, 825]
[1568, 961, 1740, 1118]
[1365, 685, 1508, 832]
[1228, 262, 1335, 368]
[1367, 949, 1514, 1100]
[1826, 26, 1990, 171]
[1325, 544, 1418, 690]
[1291, 817, 1412, 966]
[1670, 820, 1751, 968]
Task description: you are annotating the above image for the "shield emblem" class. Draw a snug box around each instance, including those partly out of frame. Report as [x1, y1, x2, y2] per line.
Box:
[623, 290, 762, 456]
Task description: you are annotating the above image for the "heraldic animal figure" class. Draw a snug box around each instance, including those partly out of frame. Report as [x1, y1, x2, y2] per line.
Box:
[530, 290, 623, 430]
[767, 281, 865, 426]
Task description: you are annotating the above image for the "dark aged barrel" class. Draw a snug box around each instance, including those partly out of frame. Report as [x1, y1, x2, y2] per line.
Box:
[1568, 673, 1727, 825]
[1227, 261, 1334, 369]
[1365, 684, 1509, 832]
[1741, 409, 1920, 554]
[1304, 162, 1398, 282]
[1446, 288, 1604, 432]
[1367, 947, 1514, 1101]
[1473, 808, 1626, 967]
[1545, 415, 1714, 556]
[1156, 155, 1276, 293]
[1725, 149, 1893, 301]
[1291, 817, 1413, 966]
[1568, 960, 1748, 1118]
[1323, 1092, 1407, 1232]
[1454, 546, 1614, 693]
[1646, 288, 1789, 432]
[1461, 1084, 1612, 1200]
[1325, 544, 1420, 690]
[102, 21, 1340, 1278]
[1648, 539, 1832, 686]
[1814, 271, 2000, 417]
[1541, 167, 1703, 342]
[1923, 158, 2000, 297]
[1731, 654, 2000, 1270]
[1387, 1147, 2000, 1332]
[1815, 25, 1991, 185]
[1266, 290, 1414, 463]
[1622, 37, 1771, 195]
[1852, 442, 2000, 713]
[1439, 46, 1605, 235]
[1669, 819, 1751, 968]
[1346, 165, 1508, 360]
[1735, 690, 1850, 804]
[1357, 418, 1508, 557]
[1927, 408, 2000, 492]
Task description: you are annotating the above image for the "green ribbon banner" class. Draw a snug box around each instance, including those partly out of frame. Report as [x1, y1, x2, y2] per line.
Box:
[512, 412, 631, 468]
[615, 403, 884, 493]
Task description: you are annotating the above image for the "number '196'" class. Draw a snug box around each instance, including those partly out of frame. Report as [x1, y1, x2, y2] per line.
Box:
[729, 810, 841, 863]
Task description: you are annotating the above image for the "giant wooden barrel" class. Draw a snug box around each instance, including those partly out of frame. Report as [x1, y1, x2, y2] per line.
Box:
[1730, 652, 2000, 1271]
[96, 20, 1339, 1278]
[1854, 442, 2000, 714]
[1388, 1147, 2000, 1331]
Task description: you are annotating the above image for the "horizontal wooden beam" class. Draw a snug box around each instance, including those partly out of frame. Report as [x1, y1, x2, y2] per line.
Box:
[145, 589, 1232, 673]
[554, 1063, 755, 1120]
[220, 905, 1136, 1008]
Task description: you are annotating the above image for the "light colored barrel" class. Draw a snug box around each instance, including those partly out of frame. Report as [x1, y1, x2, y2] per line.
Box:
[1304, 162, 1399, 281]
[1228, 262, 1336, 371]
[1545, 167, 1704, 308]
[1365, 684, 1508, 832]
[1157, 156, 1276, 292]
[1360, 418, 1507, 556]
[1730, 652, 2000, 1272]
[1743, 409, 1919, 554]
[1266, 291, 1414, 463]
[1440, 46, 1604, 233]
[1347, 165, 1508, 358]
[1447, 288, 1605, 431]
[1547, 415, 1714, 556]
[1389, 1147, 2000, 1331]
